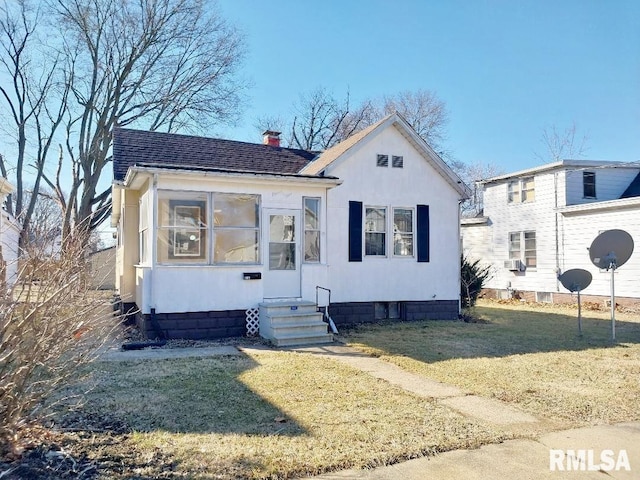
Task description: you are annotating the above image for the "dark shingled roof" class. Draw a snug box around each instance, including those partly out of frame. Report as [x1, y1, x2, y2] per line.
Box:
[113, 128, 317, 182]
[620, 171, 640, 199]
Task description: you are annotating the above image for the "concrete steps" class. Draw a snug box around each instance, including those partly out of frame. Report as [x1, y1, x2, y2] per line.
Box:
[259, 300, 333, 347]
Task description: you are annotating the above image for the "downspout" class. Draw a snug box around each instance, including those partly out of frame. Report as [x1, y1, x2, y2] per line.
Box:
[457, 198, 463, 314]
[554, 172, 560, 291]
[150, 173, 165, 339]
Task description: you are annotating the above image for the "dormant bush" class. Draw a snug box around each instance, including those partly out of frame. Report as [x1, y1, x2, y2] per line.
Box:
[0, 238, 121, 457]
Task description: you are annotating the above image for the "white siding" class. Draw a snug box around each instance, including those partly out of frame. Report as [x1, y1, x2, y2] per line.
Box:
[324, 125, 462, 303]
[461, 164, 640, 301]
[560, 204, 640, 298]
[474, 171, 561, 293]
[1, 211, 20, 285]
[133, 174, 331, 313]
[565, 167, 639, 205]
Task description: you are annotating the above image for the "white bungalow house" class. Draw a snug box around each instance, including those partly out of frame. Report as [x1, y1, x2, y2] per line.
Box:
[0, 177, 19, 287]
[461, 160, 640, 306]
[112, 113, 470, 344]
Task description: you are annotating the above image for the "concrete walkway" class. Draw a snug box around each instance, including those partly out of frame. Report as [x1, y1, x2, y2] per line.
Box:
[98, 342, 640, 479]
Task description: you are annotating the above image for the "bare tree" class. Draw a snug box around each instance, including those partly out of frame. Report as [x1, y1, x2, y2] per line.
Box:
[265, 87, 449, 153]
[536, 122, 589, 162]
[0, 0, 68, 251]
[382, 89, 448, 149]
[451, 160, 504, 217]
[287, 87, 373, 151]
[42, 0, 247, 243]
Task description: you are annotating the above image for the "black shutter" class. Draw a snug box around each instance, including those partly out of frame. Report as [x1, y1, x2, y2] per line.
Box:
[348, 201, 363, 262]
[417, 204, 430, 263]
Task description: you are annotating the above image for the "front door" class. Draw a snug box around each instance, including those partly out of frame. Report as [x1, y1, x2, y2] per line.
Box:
[263, 209, 301, 298]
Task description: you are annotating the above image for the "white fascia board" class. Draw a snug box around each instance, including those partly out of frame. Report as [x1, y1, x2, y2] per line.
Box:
[123, 166, 342, 190]
[461, 216, 489, 226]
[110, 183, 123, 227]
[392, 118, 471, 199]
[0, 177, 15, 196]
[481, 160, 635, 185]
[558, 196, 640, 216]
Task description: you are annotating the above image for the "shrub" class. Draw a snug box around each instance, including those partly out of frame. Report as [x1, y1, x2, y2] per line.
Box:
[461, 255, 492, 308]
[0, 239, 121, 457]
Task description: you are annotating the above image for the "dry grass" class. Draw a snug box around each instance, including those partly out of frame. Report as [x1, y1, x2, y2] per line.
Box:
[54, 349, 508, 479]
[342, 299, 640, 428]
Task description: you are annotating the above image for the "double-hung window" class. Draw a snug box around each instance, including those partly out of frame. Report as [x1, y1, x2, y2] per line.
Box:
[508, 177, 535, 203]
[156, 191, 260, 265]
[508, 230, 536, 268]
[365, 207, 386, 256]
[393, 208, 413, 256]
[303, 197, 320, 262]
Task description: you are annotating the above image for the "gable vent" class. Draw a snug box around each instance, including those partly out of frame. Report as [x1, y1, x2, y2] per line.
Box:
[392, 155, 404, 168]
[376, 154, 389, 167]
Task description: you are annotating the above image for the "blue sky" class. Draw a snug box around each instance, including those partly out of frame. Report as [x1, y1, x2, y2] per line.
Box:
[217, 0, 640, 173]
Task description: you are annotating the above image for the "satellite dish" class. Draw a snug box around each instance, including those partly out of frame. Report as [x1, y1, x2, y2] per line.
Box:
[558, 269, 592, 293]
[589, 229, 634, 270]
[558, 269, 592, 336]
[588, 229, 634, 341]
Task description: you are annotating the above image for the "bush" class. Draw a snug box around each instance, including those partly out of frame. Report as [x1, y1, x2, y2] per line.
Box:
[0, 240, 121, 457]
[461, 255, 492, 308]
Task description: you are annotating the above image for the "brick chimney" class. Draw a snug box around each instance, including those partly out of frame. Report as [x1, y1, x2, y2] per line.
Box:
[262, 130, 281, 147]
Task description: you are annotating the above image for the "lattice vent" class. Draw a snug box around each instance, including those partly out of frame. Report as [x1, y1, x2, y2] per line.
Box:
[245, 307, 260, 336]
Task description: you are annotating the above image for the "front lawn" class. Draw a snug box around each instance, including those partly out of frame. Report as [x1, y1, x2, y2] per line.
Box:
[342, 300, 640, 427]
[48, 349, 507, 479]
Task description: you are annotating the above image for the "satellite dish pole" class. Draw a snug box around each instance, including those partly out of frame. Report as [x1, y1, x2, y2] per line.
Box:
[558, 269, 592, 336]
[588, 230, 634, 342]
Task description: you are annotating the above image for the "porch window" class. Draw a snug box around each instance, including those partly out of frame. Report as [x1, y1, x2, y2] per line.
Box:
[156, 191, 260, 265]
[365, 207, 386, 256]
[157, 191, 208, 263]
[213, 193, 260, 264]
[393, 208, 413, 256]
[303, 197, 320, 262]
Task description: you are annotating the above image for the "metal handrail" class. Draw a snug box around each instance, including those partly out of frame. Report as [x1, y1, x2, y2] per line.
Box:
[315, 286, 338, 334]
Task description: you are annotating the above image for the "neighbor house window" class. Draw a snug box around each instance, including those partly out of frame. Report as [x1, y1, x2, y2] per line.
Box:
[393, 208, 413, 256]
[156, 191, 259, 265]
[508, 177, 535, 203]
[157, 191, 208, 264]
[583, 171, 596, 198]
[508, 230, 537, 268]
[365, 207, 386, 256]
[213, 193, 260, 264]
[303, 197, 320, 262]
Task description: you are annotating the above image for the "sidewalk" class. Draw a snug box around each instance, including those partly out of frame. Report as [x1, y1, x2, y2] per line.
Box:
[98, 342, 640, 479]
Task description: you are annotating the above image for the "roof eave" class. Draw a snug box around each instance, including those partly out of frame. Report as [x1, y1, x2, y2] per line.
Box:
[123, 165, 342, 189]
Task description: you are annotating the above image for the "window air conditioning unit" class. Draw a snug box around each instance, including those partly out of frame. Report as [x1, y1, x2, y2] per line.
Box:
[504, 259, 525, 271]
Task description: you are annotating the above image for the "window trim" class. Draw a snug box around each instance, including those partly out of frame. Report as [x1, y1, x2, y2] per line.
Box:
[303, 197, 321, 263]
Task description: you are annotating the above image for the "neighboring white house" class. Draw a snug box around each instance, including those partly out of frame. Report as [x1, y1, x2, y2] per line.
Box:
[112, 113, 470, 343]
[0, 177, 19, 287]
[461, 160, 640, 306]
